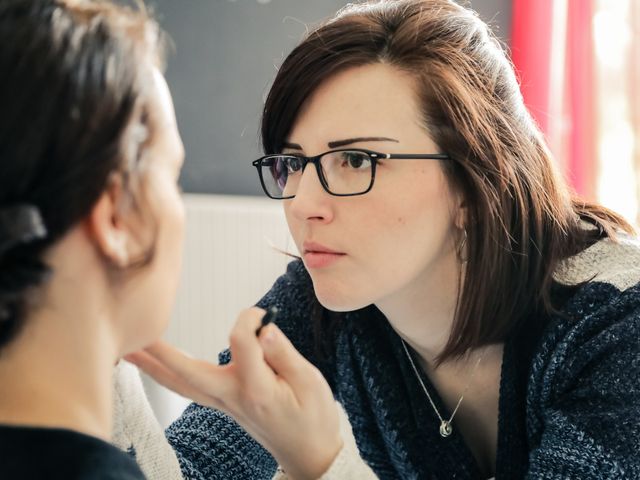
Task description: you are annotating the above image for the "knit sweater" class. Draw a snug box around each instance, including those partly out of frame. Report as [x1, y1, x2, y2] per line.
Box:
[112, 361, 184, 480]
[166, 235, 640, 479]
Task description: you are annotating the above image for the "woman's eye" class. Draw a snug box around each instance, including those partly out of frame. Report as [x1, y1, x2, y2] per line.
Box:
[341, 152, 371, 169]
[286, 157, 303, 173]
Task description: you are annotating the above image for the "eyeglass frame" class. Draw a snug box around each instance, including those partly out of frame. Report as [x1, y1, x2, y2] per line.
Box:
[251, 148, 451, 199]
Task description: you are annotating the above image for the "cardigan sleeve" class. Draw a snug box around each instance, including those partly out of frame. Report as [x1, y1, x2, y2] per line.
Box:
[166, 260, 327, 480]
[525, 283, 640, 479]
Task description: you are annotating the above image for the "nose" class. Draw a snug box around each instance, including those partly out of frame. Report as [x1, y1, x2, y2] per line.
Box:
[286, 162, 334, 224]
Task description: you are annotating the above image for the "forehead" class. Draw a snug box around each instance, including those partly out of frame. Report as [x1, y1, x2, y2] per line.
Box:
[288, 63, 427, 147]
[146, 68, 175, 125]
[141, 68, 183, 162]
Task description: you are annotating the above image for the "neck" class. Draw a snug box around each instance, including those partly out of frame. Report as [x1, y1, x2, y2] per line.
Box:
[0, 286, 118, 441]
[377, 247, 463, 364]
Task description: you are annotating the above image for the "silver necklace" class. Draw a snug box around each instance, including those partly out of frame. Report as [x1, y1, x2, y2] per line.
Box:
[400, 338, 483, 438]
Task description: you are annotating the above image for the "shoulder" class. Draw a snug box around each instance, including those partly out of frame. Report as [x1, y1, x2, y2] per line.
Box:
[530, 234, 640, 406]
[0, 425, 146, 479]
[554, 232, 640, 291]
[543, 233, 640, 371]
[525, 236, 640, 475]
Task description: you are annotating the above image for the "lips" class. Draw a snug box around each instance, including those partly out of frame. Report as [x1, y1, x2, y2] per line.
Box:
[302, 241, 346, 268]
[303, 241, 344, 255]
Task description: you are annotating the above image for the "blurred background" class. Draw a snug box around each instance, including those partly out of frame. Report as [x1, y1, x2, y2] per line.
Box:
[152, 0, 513, 197]
[139, 0, 640, 426]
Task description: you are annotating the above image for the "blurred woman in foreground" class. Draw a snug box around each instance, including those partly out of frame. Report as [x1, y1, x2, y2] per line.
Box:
[0, 1, 185, 477]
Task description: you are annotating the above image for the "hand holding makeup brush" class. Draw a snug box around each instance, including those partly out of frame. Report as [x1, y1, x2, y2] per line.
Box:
[126, 306, 343, 480]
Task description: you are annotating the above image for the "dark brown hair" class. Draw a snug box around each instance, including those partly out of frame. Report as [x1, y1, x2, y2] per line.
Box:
[0, 0, 166, 349]
[261, 0, 633, 363]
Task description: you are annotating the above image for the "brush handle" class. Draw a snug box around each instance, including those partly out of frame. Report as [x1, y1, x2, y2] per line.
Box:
[255, 306, 279, 336]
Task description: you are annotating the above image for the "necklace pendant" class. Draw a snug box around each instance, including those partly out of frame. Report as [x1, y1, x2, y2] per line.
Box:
[439, 421, 453, 437]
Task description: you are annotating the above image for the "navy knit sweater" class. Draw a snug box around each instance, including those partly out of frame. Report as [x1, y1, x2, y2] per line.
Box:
[166, 237, 640, 479]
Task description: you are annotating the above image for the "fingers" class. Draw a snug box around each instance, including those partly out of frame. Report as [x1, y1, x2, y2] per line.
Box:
[124, 350, 212, 407]
[133, 341, 235, 409]
[126, 308, 321, 427]
[229, 307, 277, 387]
[258, 323, 328, 401]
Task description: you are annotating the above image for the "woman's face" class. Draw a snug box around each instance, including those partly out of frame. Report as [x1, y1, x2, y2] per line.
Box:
[118, 69, 185, 354]
[283, 63, 463, 312]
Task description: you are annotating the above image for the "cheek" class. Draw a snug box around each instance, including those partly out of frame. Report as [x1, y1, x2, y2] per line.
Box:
[390, 167, 455, 229]
[167, 190, 186, 239]
[163, 188, 185, 268]
[144, 173, 186, 276]
[153, 175, 185, 236]
[153, 183, 185, 330]
[283, 203, 302, 249]
[359, 173, 457, 271]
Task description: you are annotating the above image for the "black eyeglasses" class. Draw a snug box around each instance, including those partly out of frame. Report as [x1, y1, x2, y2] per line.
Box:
[252, 148, 450, 199]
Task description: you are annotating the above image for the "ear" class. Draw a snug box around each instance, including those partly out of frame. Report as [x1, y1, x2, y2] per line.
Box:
[85, 172, 133, 268]
[453, 193, 468, 231]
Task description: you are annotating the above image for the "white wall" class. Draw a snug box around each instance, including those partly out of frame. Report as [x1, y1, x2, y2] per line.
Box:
[143, 194, 296, 427]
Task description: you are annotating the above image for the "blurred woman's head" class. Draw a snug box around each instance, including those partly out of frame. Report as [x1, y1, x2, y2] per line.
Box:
[260, 0, 631, 361]
[0, 0, 185, 356]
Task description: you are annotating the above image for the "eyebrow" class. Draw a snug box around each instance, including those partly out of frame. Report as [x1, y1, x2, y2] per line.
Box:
[328, 137, 399, 148]
[282, 142, 303, 151]
[282, 136, 400, 151]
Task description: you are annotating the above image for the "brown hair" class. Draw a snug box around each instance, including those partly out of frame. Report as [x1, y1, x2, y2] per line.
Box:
[261, 0, 634, 363]
[0, 0, 166, 349]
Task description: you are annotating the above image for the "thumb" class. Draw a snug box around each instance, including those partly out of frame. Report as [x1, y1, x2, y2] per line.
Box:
[259, 324, 324, 394]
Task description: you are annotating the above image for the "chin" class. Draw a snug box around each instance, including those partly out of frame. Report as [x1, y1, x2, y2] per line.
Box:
[119, 337, 154, 358]
[314, 289, 372, 313]
[310, 274, 374, 312]
[120, 318, 170, 357]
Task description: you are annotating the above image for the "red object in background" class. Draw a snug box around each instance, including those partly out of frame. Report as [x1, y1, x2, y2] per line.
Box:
[510, 0, 596, 198]
[510, 0, 554, 135]
[565, 0, 596, 200]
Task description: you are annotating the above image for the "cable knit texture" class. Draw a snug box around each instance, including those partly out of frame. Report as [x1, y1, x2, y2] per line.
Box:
[112, 361, 185, 480]
[166, 235, 640, 479]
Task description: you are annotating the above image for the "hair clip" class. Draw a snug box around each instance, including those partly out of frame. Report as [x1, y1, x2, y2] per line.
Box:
[0, 204, 48, 256]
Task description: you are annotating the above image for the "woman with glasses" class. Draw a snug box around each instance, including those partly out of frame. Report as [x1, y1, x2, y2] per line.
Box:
[0, 0, 186, 478]
[128, 0, 640, 478]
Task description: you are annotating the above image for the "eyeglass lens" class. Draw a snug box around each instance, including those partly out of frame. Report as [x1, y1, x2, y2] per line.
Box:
[260, 150, 373, 197]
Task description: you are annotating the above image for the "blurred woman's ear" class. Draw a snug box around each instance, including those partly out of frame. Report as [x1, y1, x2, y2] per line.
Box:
[86, 172, 145, 269]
